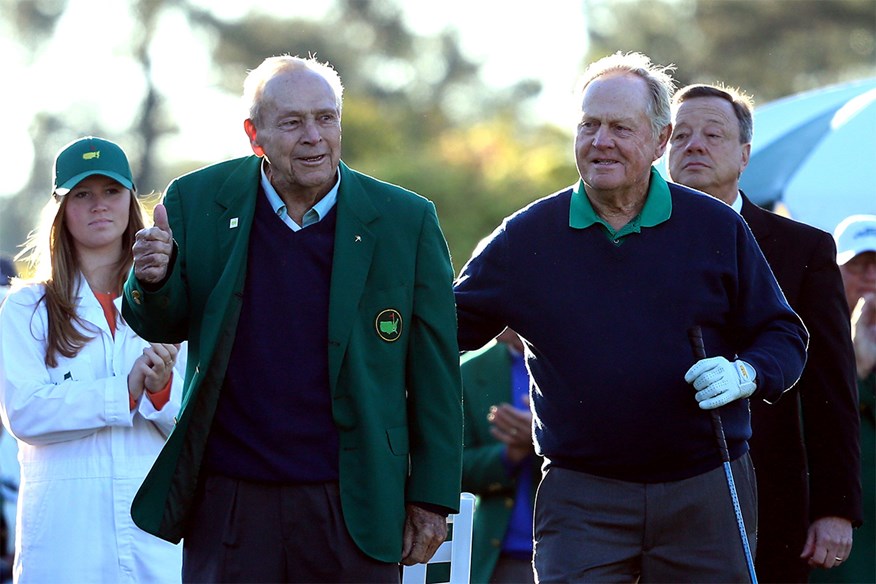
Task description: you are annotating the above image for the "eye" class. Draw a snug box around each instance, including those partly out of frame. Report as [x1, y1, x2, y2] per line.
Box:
[72, 191, 90, 199]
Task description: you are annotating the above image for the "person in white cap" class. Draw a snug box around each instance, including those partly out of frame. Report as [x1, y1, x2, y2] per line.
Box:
[836, 214, 876, 325]
[0, 137, 184, 583]
[819, 214, 876, 582]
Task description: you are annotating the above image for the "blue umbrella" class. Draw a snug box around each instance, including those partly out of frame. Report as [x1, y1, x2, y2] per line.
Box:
[739, 78, 876, 233]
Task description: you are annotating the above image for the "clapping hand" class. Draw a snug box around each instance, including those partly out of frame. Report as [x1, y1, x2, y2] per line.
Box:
[852, 293, 876, 379]
[127, 343, 181, 402]
[488, 394, 534, 464]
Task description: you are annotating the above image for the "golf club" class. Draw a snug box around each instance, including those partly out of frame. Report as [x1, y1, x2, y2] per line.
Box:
[688, 325, 758, 584]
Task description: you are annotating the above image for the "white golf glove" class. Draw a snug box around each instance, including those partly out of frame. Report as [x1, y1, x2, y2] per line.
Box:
[684, 357, 757, 410]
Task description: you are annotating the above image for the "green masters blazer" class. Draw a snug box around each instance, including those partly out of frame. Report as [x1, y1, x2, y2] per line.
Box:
[122, 156, 463, 563]
[461, 342, 539, 584]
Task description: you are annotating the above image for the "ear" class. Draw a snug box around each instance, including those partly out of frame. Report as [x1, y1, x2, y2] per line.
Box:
[243, 119, 265, 157]
[654, 123, 672, 160]
[740, 142, 751, 174]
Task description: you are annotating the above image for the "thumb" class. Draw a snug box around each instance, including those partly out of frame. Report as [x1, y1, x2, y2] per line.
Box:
[800, 528, 816, 559]
[153, 203, 171, 234]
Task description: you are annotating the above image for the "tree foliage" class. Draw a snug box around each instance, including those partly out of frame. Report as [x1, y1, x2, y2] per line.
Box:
[0, 0, 570, 270]
[585, 0, 876, 103]
[3, 0, 873, 270]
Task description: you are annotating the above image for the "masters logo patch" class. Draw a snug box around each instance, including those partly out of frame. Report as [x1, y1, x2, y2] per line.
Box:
[375, 309, 402, 342]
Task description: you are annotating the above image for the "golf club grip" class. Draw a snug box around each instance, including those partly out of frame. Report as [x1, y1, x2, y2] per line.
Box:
[687, 326, 732, 463]
[687, 326, 706, 360]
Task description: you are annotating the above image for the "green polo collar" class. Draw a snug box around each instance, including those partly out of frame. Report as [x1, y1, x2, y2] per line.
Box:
[570, 167, 672, 239]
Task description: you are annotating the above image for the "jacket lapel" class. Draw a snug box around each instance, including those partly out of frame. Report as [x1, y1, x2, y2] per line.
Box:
[215, 156, 261, 271]
[740, 191, 774, 252]
[191, 156, 261, 382]
[73, 275, 112, 339]
[327, 162, 379, 393]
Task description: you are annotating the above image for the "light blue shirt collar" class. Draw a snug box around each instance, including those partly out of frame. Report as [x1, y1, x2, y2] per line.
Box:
[729, 191, 743, 215]
[259, 159, 340, 231]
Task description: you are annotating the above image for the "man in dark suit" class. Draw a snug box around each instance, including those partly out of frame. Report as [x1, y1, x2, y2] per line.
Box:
[668, 83, 862, 582]
[123, 55, 463, 583]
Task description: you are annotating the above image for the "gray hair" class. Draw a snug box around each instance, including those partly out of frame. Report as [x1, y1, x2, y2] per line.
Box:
[672, 83, 755, 144]
[576, 51, 676, 139]
[243, 55, 344, 125]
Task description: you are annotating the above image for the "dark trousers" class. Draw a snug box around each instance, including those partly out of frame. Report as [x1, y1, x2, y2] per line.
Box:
[534, 454, 758, 583]
[490, 554, 535, 583]
[183, 475, 399, 583]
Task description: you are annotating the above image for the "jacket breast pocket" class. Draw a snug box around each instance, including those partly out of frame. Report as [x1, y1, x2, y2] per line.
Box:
[359, 284, 411, 347]
[50, 357, 93, 384]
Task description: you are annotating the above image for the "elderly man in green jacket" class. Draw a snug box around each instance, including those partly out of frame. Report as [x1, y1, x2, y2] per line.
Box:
[123, 55, 463, 583]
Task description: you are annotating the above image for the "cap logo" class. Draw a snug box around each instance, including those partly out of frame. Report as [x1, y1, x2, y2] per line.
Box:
[853, 227, 876, 239]
[375, 309, 402, 342]
[82, 151, 100, 160]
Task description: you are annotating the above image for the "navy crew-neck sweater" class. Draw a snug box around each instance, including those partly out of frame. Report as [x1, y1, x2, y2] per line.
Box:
[204, 190, 339, 482]
[455, 182, 807, 483]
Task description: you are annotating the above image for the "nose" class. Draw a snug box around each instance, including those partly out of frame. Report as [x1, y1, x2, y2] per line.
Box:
[91, 194, 109, 211]
[301, 119, 322, 143]
[591, 126, 612, 148]
[685, 133, 706, 153]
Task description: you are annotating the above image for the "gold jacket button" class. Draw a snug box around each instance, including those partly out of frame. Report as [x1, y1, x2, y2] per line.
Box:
[131, 290, 142, 305]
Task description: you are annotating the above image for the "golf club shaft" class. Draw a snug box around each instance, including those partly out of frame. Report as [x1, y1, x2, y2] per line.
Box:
[687, 326, 758, 584]
[687, 326, 731, 462]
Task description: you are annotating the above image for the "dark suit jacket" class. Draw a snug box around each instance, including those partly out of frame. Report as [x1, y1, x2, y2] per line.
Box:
[741, 193, 861, 581]
[122, 157, 463, 563]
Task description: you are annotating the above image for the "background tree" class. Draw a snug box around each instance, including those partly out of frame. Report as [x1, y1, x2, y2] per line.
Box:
[0, 0, 573, 271]
[584, 0, 875, 101]
[1, 0, 873, 271]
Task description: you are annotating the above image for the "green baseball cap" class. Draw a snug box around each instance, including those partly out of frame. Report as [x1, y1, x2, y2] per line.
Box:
[53, 136, 135, 195]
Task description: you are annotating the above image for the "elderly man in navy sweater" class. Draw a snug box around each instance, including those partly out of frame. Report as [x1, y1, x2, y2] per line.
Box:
[454, 51, 809, 583]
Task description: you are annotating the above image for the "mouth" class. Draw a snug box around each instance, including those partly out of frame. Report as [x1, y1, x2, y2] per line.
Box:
[297, 154, 327, 165]
[89, 219, 113, 227]
[591, 158, 619, 166]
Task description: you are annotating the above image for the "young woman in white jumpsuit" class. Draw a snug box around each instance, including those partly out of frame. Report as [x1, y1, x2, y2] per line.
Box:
[0, 137, 183, 583]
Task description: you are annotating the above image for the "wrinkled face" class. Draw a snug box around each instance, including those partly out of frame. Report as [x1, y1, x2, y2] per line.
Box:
[574, 73, 669, 200]
[668, 96, 750, 203]
[63, 174, 131, 255]
[245, 68, 342, 198]
[840, 251, 876, 311]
